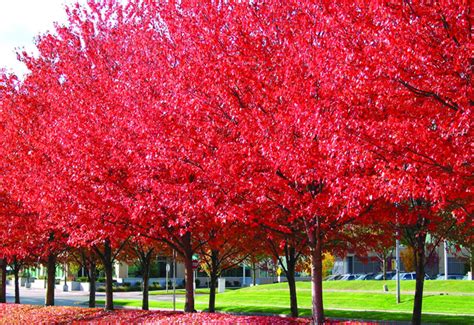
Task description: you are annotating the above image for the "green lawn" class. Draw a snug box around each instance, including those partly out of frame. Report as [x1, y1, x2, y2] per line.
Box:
[96, 281, 474, 324]
[248, 280, 474, 294]
[321, 280, 474, 293]
[97, 298, 474, 325]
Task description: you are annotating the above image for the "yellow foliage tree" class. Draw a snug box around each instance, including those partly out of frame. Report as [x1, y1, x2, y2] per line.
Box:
[400, 247, 416, 272]
[297, 253, 335, 277]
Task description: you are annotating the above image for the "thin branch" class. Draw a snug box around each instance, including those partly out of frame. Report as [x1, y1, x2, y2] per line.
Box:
[398, 79, 459, 112]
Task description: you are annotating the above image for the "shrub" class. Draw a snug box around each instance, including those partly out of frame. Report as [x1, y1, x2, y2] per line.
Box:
[76, 276, 89, 283]
[149, 282, 161, 290]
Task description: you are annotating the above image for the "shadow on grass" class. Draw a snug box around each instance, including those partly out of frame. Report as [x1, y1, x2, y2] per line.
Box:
[326, 310, 474, 325]
[96, 299, 474, 325]
[213, 305, 474, 325]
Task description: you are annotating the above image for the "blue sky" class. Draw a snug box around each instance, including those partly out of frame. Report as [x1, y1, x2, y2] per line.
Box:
[0, 0, 86, 76]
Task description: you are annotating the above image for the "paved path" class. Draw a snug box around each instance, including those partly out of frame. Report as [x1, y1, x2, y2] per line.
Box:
[5, 285, 180, 307]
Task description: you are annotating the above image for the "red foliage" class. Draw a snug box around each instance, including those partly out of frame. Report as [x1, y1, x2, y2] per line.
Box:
[0, 0, 471, 321]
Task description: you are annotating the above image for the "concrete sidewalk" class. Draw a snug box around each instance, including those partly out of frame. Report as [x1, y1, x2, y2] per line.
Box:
[5, 285, 178, 307]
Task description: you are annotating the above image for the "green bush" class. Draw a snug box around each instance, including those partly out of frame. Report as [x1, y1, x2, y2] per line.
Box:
[149, 282, 161, 290]
[76, 276, 89, 282]
[97, 283, 142, 292]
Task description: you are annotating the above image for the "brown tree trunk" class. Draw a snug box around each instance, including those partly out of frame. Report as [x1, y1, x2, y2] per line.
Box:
[252, 262, 257, 286]
[103, 240, 114, 311]
[411, 232, 427, 325]
[141, 254, 152, 311]
[13, 260, 20, 304]
[88, 261, 96, 308]
[0, 259, 6, 303]
[208, 249, 219, 313]
[45, 254, 57, 306]
[285, 246, 299, 318]
[309, 225, 324, 324]
[382, 258, 387, 280]
[182, 232, 195, 313]
[470, 245, 474, 281]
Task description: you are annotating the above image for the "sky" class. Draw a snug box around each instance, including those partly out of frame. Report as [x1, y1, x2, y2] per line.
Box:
[0, 0, 86, 76]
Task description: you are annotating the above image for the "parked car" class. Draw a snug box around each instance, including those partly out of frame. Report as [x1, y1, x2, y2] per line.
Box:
[435, 274, 465, 280]
[324, 274, 342, 281]
[356, 273, 377, 280]
[339, 274, 362, 281]
[391, 272, 430, 280]
[374, 271, 396, 280]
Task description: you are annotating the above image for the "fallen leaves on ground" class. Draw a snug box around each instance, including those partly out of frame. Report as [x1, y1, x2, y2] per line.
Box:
[0, 304, 378, 324]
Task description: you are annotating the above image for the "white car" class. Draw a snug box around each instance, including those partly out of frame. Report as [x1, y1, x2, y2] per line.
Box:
[391, 272, 429, 280]
[339, 274, 362, 281]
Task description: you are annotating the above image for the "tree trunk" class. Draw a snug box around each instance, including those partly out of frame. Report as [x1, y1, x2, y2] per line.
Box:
[309, 225, 324, 324]
[103, 241, 114, 311]
[13, 261, 20, 304]
[252, 262, 257, 286]
[141, 254, 151, 311]
[382, 257, 387, 280]
[0, 259, 6, 303]
[88, 261, 96, 308]
[208, 249, 219, 313]
[470, 245, 474, 281]
[286, 246, 299, 318]
[182, 232, 195, 313]
[411, 232, 427, 325]
[45, 254, 57, 306]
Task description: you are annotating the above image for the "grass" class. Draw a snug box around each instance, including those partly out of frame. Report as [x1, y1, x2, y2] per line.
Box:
[211, 287, 473, 314]
[321, 280, 474, 293]
[251, 280, 474, 294]
[97, 298, 474, 324]
[96, 280, 474, 324]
